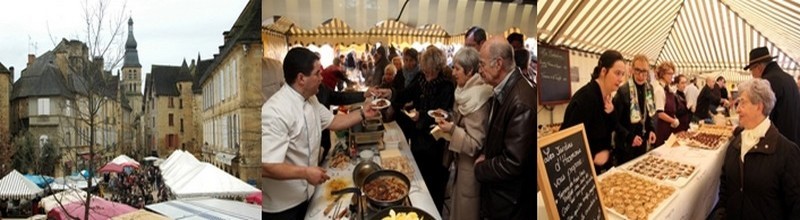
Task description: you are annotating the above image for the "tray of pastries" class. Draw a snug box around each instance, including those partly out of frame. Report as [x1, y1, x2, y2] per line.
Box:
[624, 155, 697, 187]
[675, 131, 727, 150]
[598, 170, 678, 220]
[696, 124, 734, 138]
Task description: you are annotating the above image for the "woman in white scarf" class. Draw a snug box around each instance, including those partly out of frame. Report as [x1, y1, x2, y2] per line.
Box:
[434, 47, 493, 220]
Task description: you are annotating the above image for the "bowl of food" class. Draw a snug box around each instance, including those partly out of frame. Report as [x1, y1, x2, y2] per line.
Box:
[363, 170, 411, 209]
[371, 99, 392, 110]
[369, 206, 436, 220]
[427, 109, 449, 119]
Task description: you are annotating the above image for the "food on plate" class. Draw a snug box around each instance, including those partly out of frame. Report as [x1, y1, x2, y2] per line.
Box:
[329, 152, 351, 169]
[598, 172, 675, 220]
[382, 209, 422, 220]
[324, 177, 352, 201]
[381, 156, 415, 180]
[372, 99, 392, 109]
[364, 176, 408, 202]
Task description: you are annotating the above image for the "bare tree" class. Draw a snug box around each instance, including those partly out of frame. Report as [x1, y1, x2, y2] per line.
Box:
[79, 0, 128, 71]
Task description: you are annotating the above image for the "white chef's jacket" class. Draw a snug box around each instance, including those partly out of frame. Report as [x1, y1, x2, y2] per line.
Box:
[261, 85, 333, 212]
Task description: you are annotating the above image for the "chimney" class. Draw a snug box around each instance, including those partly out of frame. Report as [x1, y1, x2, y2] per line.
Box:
[93, 56, 104, 71]
[8, 67, 14, 80]
[223, 31, 231, 44]
[27, 54, 35, 67]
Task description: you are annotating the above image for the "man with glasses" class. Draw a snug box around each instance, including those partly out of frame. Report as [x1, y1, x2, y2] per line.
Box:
[612, 55, 657, 165]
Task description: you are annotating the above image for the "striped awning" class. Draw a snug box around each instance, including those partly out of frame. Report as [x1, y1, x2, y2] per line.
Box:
[263, 0, 534, 36]
[0, 170, 44, 199]
[538, 0, 800, 76]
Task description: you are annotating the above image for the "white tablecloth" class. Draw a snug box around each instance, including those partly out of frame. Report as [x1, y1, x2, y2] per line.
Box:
[306, 122, 442, 220]
[538, 141, 730, 219]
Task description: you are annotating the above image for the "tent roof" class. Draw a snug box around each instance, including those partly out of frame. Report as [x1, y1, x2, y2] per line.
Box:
[146, 198, 261, 220]
[110, 154, 140, 166]
[537, 0, 800, 76]
[264, 0, 534, 36]
[0, 170, 43, 199]
[40, 189, 103, 213]
[48, 197, 137, 220]
[169, 163, 260, 199]
[111, 209, 170, 220]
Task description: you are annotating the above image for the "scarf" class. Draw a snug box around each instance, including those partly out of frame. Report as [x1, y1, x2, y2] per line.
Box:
[628, 78, 655, 123]
[455, 75, 494, 115]
[402, 66, 420, 87]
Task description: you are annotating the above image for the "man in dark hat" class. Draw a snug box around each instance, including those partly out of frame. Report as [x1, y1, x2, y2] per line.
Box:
[744, 47, 800, 144]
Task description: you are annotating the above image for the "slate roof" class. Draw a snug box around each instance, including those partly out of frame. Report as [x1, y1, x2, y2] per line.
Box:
[151, 63, 193, 97]
[11, 51, 74, 100]
[192, 59, 213, 94]
[0, 62, 9, 74]
[123, 17, 141, 68]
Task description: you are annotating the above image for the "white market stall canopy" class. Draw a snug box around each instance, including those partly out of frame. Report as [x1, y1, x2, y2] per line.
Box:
[159, 150, 260, 199]
[537, 0, 800, 77]
[146, 197, 261, 220]
[0, 170, 43, 199]
[265, 0, 534, 35]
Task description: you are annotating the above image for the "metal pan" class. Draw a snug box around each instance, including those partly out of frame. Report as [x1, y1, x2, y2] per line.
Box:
[362, 170, 411, 209]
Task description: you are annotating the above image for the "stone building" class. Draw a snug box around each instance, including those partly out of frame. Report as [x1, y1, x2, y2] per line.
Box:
[143, 61, 197, 157]
[199, 0, 262, 187]
[10, 39, 131, 176]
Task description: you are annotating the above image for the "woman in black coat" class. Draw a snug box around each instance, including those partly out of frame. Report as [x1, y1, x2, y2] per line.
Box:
[711, 79, 800, 220]
[561, 50, 626, 174]
[393, 46, 455, 212]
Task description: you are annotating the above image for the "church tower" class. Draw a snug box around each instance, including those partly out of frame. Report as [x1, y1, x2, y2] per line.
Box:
[121, 17, 143, 115]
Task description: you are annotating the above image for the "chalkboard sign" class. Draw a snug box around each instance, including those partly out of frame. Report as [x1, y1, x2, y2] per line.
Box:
[537, 45, 572, 105]
[537, 124, 607, 220]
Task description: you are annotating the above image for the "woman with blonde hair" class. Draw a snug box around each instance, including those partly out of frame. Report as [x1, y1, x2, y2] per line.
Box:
[435, 47, 491, 220]
[653, 61, 679, 146]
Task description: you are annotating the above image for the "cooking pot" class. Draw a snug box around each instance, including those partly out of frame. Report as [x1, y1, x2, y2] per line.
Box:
[362, 170, 411, 209]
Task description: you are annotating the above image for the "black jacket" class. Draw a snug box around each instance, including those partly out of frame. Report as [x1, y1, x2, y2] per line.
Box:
[612, 81, 656, 164]
[315, 85, 365, 162]
[561, 80, 618, 156]
[761, 62, 800, 144]
[695, 85, 722, 120]
[712, 125, 800, 220]
[474, 70, 536, 220]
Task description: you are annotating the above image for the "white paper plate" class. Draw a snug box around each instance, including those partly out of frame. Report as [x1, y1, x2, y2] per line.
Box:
[371, 98, 391, 109]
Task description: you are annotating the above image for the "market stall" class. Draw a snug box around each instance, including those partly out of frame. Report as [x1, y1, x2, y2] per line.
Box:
[537, 123, 736, 219]
[146, 197, 261, 220]
[0, 170, 44, 200]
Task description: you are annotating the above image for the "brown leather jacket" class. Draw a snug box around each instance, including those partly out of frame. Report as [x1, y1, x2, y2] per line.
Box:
[474, 69, 537, 220]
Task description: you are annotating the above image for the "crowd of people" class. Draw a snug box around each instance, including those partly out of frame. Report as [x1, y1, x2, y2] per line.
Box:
[104, 164, 172, 209]
[262, 26, 537, 220]
[560, 46, 800, 218]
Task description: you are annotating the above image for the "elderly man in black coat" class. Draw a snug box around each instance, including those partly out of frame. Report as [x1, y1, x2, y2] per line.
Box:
[474, 37, 537, 220]
[744, 47, 800, 144]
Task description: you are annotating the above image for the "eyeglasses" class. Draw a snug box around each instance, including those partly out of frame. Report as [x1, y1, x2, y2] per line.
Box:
[633, 68, 648, 74]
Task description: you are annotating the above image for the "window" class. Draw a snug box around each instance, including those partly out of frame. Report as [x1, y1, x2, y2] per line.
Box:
[180, 118, 184, 133]
[169, 114, 174, 126]
[179, 99, 183, 109]
[38, 98, 50, 115]
[65, 100, 72, 116]
[169, 97, 174, 108]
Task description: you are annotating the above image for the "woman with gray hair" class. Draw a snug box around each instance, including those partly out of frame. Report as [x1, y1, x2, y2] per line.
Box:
[393, 46, 455, 212]
[711, 78, 800, 219]
[434, 47, 491, 220]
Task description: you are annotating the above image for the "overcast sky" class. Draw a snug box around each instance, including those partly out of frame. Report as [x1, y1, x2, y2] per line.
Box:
[0, 0, 249, 90]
